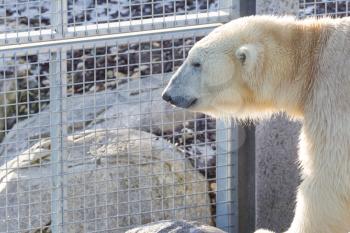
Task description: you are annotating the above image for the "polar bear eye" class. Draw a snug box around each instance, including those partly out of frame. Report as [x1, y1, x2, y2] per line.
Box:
[192, 62, 201, 68]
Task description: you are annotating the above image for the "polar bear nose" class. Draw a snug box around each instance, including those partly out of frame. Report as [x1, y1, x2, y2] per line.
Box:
[162, 92, 197, 109]
[162, 92, 172, 102]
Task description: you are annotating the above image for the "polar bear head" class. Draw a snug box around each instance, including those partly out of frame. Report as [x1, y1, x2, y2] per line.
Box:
[162, 16, 308, 119]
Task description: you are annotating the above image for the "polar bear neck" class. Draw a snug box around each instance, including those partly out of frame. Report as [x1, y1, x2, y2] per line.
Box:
[241, 17, 350, 179]
[298, 17, 350, 180]
[254, 17, 333, 118]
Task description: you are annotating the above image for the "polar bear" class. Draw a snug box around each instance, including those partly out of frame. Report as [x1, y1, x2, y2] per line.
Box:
[162, 15, 350, 233]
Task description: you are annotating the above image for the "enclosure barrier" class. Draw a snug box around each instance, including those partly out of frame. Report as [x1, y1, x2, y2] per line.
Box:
[0, 0, 240, 232]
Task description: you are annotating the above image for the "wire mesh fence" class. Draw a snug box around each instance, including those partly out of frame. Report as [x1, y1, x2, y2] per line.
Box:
[0, 29, 240, 233]
[0, 0, 238, 45]
[299, 0, 350, 18]
[0, 0, 239, 232]
[0, 29, 238, 233]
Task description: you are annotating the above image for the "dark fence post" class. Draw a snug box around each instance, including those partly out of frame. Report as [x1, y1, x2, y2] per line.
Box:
[240, 0, 256, 16]
[237, 124, 256, 233]
[238, 1, 256, 233]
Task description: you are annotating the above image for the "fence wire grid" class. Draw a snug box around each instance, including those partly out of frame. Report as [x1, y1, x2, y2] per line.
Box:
[299, 0, 350, 18]
[0, 0, 238, 232]
[0, 0, 348, 233]
[0, 0, 238, 45]
[1, 32, 238, 233]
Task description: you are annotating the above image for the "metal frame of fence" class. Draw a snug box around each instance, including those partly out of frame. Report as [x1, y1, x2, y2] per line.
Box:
[0, 0, 239, 45]
[0, 1, 243, 233]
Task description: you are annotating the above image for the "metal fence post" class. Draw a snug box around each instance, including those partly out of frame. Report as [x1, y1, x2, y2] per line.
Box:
[216, 124, 256, 233]
[51, 0, 68, 39]
[215, 1, 243, 232]
[220, 0, 240, 21]
[237, 124, 256, 233]
[50, 1, 68, 232]
[50, 51, 64, 233]
[239, 0, 256, 16]
[216, 1, 256, 233]
[216, 120, 239, 233]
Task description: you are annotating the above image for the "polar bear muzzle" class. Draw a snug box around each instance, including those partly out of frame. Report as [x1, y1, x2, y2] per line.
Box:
[162, 91, 198, 109]
[162, 60, 200, 109]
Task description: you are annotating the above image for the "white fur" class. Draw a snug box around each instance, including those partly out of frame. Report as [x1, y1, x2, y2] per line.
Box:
[255, 230, 274, 233]
[235, 44, 260, 72]
[165, 15, 350, 233]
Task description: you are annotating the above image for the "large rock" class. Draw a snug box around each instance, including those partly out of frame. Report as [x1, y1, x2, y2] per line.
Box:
[126, 220, 226, 233]
[0, 129, 212, 232]
[0, 73, 17, 141]
[89, 74, 198, 135]
[0, 74, 197, 166]
[0, 58, 45, 142]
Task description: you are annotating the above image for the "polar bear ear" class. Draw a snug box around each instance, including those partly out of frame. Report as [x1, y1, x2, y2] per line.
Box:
[235, 44, 259, 71]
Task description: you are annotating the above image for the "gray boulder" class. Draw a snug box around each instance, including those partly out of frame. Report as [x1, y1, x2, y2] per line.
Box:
[0, 74, 196, 166]
[89, 74, 198, 135]
[0, 72, 17, 141]
[0, 129, 212, 232]
[126, 220, 226, 233]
